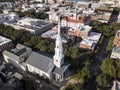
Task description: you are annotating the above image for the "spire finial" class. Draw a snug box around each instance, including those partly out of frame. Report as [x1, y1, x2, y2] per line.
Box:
[58, 15, 61, 35]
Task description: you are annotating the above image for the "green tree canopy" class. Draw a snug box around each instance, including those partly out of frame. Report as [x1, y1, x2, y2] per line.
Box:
[96, 73, 111, 87]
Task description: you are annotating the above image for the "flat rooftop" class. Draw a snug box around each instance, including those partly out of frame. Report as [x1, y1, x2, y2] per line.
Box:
[41, 30, 57, 39]
[17, 17, 50, 30]
[80, 39, 96, 48]
[5, 17, 52, 32]
[9, 44, 26, 56]
[0, 36, 11, 46]
[87, 32, 101, 42]
[79, 25, 92, 31]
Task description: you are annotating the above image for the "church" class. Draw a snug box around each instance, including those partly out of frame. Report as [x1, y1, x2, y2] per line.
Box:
[25, 15, 70, 82]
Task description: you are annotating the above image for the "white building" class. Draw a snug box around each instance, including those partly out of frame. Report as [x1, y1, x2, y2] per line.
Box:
[3, 44, 32, 71]
[0, 36, 13, 52]
[100, 0, 120, 7]
[0, 13, 19, 24]
[111, 81, 120, 90]
[48, 12, 59, 22]
[4, 17, 53, 35]
[110, 46, 120, 59]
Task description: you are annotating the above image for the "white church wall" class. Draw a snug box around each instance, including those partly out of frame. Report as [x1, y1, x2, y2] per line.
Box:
[26, 64, 50, 79]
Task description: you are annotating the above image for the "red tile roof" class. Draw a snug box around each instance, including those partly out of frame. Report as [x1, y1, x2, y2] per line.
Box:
[62, 16, 91, 23]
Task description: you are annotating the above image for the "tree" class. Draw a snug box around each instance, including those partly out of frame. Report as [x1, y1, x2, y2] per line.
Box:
[64, 83, 84, 90]
[48, 43, 55, 54]
[77, 66, 92, 84]
[69, 46, 80, 59]
[100, 58, 117, 78]
[96, 74, 111, 87]
[106, 36, 114, 52]
[115, 60, 120, 78]
[36, 40, 49, 52]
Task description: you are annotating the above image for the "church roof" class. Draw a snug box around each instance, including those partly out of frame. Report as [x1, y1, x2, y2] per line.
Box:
[53, 63, 70, 75]
[26, 51, 54, 74]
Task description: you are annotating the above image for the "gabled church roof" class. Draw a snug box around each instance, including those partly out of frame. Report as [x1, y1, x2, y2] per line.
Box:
[26, 51, 54, 74]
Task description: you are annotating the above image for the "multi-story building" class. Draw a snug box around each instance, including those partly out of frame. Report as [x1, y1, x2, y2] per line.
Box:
[61, 15, 91, 29]
[68, 25, 92, 38]
[79, 39, 96, 51]
[5, 17, 53, 35]
[79, 32, 101, 51]
[0, 36, 13, 52]
[3, 44, 32, 71]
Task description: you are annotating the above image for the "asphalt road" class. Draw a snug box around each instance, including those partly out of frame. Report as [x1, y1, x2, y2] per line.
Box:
[86, 38, 109, 90]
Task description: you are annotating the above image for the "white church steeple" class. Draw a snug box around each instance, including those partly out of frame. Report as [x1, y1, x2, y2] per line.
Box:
[53, 15, 64, 68]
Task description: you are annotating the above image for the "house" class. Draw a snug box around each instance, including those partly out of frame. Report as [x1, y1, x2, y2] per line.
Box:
[110, 46, 120, 59]
[0, 36, 13, 52]
[111, 81, 120, 90]
[3, 44, 32, 71]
